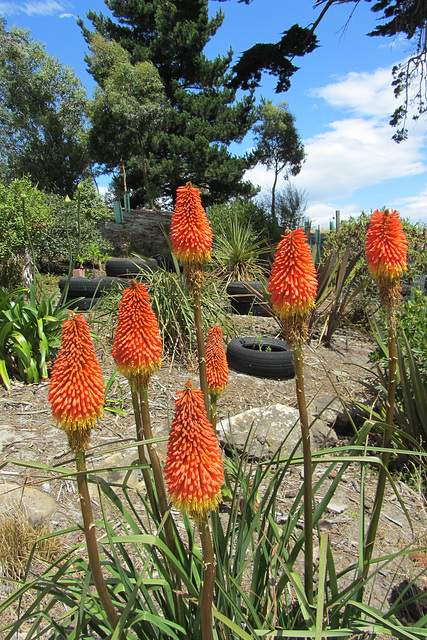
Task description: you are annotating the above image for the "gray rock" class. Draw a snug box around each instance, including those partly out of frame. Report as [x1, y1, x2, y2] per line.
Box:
[217, 403, 337, 460]
[0, 481, 57, 526]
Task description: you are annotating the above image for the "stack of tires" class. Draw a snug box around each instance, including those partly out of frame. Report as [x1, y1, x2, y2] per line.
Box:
[105, 258, 158, 278]
[59, 258, 158, 311]
[226, 281, 271, 317]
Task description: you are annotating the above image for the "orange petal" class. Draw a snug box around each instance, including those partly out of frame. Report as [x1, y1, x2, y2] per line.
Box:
[366, 209, 407, 279]
[165, 381, 223, 514]
[206, 325, 229, 395]
[268, 229, 317, 320]
[112, 280, 162, 388]
[48, 312, 105, 443]
[170, 182, 212, 267]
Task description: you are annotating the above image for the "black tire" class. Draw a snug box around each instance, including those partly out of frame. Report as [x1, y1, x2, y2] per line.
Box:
[66, 297, 99, 311]
[227, 281, 265, 303]
[227, 281, 271, 317]
[226, 337, 294, 379]
[230, 300, 272, 317]
[105, 258, 158, 278]
[59, 276, 127, 299]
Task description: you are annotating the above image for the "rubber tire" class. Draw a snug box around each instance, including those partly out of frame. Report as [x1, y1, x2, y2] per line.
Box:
[226, 337, 294, 379]
[105, 258, 158, 278]
[227, 281, 265, 303]
[66, 297, 99, 311]
[230, 300, 271, 317]
[59, 276, 127, 299]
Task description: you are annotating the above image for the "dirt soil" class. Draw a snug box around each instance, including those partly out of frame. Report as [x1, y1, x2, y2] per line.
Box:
[1, 315, 427, 629]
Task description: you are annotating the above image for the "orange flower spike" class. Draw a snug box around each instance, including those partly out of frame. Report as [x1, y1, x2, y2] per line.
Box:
[206, 325, 229, 396]
[170, 182, 212, 267]
[48, 312, 105, 451]
[366, 209, 407, 280]
[165, 381, 223, 516]
[269, 229, 317, 344]
[112, 280, 162, 390]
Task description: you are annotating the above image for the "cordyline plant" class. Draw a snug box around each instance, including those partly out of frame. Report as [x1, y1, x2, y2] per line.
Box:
[268, 228, 318, 604]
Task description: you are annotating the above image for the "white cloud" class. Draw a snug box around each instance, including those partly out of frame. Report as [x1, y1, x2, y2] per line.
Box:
[246, 63, 427, 227]
[309, 66, 398, 119]
[0, 0, 67, 15]
[396, 185, 427, 223]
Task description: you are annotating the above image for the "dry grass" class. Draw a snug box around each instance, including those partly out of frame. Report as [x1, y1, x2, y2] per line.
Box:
[0, 507, 62, 579]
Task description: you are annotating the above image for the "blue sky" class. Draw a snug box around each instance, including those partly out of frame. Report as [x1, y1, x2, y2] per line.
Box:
[2, 0, 427, 227]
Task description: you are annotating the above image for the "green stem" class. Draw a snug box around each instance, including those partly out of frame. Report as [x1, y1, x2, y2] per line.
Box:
[293, 345, 314, 605]
[138, 386, 184, 627]
[139, 386, 176, 556]
[193, 295, 210, 413]
[198, 513, 216, 640]
[130, 386, 159, 521]
[210, 394, 217, 430]
[363, 309, 397, 568]
[75, 451, 122, 635]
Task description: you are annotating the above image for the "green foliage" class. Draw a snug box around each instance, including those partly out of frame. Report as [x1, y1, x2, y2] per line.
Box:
[210, 211, 271, 283]
[0, 18, 89, 194]
[207, 197, 274, 240]
[0, 177, 51, 286]
[323, 211, 427, 284]
[88, 35, 168, 205]
[80, 0, 258, 205]
[368, 293, 427, 443]
[0, 283, 72, 389]
[145, 266, 236, 357]
[39, 179, 113, 266]
[2, 423, 426, 638]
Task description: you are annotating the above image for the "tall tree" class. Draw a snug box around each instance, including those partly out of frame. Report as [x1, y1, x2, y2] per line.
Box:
[88, 34, 168, 207]
[79, 0, 257, 205]
[230, 0, 427, 142]
[0, 19, 89, 195]
[253, 100, 305, 226]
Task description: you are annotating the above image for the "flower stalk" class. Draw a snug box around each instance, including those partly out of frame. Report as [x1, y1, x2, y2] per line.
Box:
[75, 451, 121, 634]
[268, 228, 317, 604]
[363, 208, 407, 572]
[49, 312, 122, 634]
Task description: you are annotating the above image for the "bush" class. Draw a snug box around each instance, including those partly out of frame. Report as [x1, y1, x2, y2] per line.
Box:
[207, 197, 275, 241]
[0, 177, 51, 287]
[39, 178, 113, 269]
[210, 212, 271, 283]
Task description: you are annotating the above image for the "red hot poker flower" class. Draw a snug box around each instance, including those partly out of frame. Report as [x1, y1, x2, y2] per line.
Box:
[366, 209, 408, 308]
[48, 312, 105, 451]
[165, 381, 223, 516]
[206, 325, 229, 396]
[112, 280, 162, 389]
[170, 182, 212, 268]
[366, 209, 407, 280]
[268, 229, 317, 343]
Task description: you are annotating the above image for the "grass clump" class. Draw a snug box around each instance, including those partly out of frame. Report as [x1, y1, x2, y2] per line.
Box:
[0, 508, 61, 579]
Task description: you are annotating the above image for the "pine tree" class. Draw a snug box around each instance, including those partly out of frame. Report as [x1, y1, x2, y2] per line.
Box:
[80, 0, 257, 205]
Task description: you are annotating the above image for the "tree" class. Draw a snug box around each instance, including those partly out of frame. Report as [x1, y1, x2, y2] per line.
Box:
[275, 183, 309, 229]
[230, 0, 427, 142]
[253, 100, 305, 227]
[88, 34, 168, 207]
[79, 0, 258, 205]
[0, 19, 90, 195]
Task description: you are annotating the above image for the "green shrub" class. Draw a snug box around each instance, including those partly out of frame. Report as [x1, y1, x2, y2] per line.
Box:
[208, 197, 275, 241]
[0, 283, 72, 389]
[210, 211, 271, 283]
[40, 178, 112, 268]
[0, 177, 51, 287]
